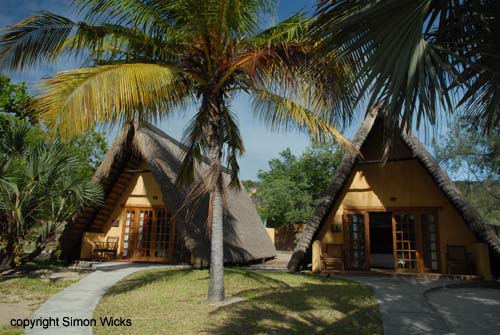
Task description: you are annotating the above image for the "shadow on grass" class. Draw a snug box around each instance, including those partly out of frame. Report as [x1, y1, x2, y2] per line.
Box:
[0, 259, 82, 283]
[228, 268, 291, 288]
[103, 268, 194, 296]
[209, 280, 383, 335]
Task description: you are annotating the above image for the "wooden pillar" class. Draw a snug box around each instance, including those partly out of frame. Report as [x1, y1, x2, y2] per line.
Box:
[312, 240, 323, 273]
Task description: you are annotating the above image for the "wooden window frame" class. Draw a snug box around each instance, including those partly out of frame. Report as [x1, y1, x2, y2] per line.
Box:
[343, 212, 370, 271]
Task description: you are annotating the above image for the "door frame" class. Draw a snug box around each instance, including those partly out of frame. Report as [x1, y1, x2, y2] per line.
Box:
[343, 206, 441, 273]
[120, 206, 175, 262]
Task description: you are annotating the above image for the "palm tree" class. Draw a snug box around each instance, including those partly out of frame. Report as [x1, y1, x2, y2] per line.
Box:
[0, 119, 103, 268]
[0, 0, 353, 301]
[311, 0, 500, 133]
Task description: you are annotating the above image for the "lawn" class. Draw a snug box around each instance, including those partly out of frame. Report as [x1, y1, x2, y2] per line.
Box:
[94, 268, 382, 335]
[0, 261, 84, 335]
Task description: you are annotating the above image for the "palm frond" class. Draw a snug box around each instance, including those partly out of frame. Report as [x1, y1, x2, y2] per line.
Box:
[250, 12, 309, 47]
[0, 11, 76, 70]
[313, 0, 500, 132]
[74, 0, 173, 35]
[0, 10, 182, 72]
[37, 63, 192, 138]
[221, 106, 244, 189]
[177, 105, 211, 188]
[175, 0, 275, 36]
[251, 88, 357, 155]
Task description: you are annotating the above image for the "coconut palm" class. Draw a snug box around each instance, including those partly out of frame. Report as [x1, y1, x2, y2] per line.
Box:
[312, 0, 500, 133]
[0, 0, 353, 301]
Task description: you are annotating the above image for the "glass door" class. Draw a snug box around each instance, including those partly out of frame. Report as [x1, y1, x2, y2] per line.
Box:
[122, 209, 135, 258]
[344, 213, 368, 270]
[421, 213, 439, 272]
[393, 213, 422, 272]
[154, 209, 174, 258]
[136, 209, 154, 257]
[121, 207, 175, 261]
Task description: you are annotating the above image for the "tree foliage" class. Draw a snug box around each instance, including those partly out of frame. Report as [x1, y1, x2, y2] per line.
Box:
[0, 0, 354, 301]
[251, 143, 343, 227]
[0, 74, 107, 268]
[312, 0, 500, 136]
[0, 115, 105, 268]
[0, 74, 38, 123]
[434, 120, 500, 225]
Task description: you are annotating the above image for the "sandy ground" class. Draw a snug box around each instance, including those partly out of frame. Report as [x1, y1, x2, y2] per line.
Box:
[0, 269, 88, 325]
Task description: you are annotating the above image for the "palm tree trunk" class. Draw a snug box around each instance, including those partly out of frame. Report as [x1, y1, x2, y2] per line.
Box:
[208, 176, 225, 302]
[207, 101, 225, 303]
[0, 237, 16, 270]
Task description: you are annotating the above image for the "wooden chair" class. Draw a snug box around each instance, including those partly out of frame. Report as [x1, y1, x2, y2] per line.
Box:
[321, 243, 344, 271]
[93, 236, 119, 261]
[446, 245, 472, 274]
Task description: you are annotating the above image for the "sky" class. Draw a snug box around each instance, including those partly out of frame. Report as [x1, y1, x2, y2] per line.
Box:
[0, 0, 440, 180]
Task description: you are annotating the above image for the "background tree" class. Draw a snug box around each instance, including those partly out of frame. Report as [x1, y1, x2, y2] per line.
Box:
[250, 143, 343, 226]
[312, 0, 500, 136]
[434, 120, 500, 226]
[0, 74, 106, 269]
[0, 74, 38, 123]
[0, 0, 353, 302]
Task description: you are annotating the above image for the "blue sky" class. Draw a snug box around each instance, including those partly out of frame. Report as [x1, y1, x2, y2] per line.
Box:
[0, 0, 438, 180]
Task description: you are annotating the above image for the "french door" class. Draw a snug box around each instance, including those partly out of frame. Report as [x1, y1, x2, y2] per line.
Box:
[343, 209, 440, 273]
[344, 213, 369, 270]
[122, 207, 175, 262]
[393, 213, 422, 272]
[392, 212, 440, 273]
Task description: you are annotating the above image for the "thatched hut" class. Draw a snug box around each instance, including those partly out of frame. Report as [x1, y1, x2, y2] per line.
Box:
[288, 107, 500, 278]
[59, 122, 276, 267]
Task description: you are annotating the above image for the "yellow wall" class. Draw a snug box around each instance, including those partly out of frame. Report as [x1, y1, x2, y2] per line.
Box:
[313, 159, 490, 277]
[80, 161, 166, 259]
[266, 228, 275, 245]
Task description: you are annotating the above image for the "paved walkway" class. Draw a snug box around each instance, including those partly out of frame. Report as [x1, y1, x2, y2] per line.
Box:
[247, 251, 292, 271]
[426, 286, 500, 335]
[25, 263, 174, 335]
[346, 276, 500, 335]
[345, 276, 458, 335]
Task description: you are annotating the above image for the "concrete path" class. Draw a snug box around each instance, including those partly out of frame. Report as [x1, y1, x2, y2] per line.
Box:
[344, 276, 458, 335]
[426, 286, 500, 335]
[247, 251, 292, 271]
[25, 263, 175, 335]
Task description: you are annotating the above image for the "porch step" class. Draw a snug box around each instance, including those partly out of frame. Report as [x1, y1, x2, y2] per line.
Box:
[319, 268, 483, 281]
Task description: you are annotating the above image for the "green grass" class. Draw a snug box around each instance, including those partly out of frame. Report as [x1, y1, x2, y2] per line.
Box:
[0, 325, 22, 335]
[0, 276, 79, 302]
[94, 269, 382, 335]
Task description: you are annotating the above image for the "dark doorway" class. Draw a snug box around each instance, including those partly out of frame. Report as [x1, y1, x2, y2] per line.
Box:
[369, 212, 394, 269]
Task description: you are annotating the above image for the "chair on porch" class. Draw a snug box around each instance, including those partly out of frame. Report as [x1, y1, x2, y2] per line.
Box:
[321, 243, 344, 271]
[93, 236, 119, 261]
[446, 245, 472, 274]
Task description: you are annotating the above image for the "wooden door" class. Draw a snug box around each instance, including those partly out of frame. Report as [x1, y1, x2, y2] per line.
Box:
[343, 213, 369, 270]
[393, 213, 423, 272]
[122, 209, 136, 259]
[121, 207, 175, 262]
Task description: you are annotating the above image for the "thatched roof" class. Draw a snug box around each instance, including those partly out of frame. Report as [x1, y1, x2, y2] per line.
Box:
[60, 122, 276, 267]
[288, 107, 500, 271]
